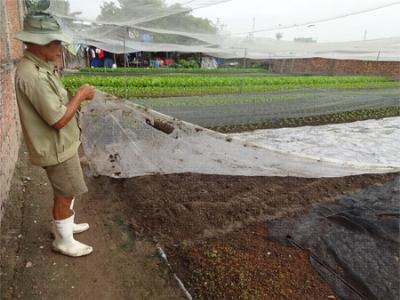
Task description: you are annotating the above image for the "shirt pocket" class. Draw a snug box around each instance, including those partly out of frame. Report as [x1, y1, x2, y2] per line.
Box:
[47, 73, 68, 105]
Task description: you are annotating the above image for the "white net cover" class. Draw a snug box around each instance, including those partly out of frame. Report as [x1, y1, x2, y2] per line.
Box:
[80, 93, 400, 178]
[47, 0, 400, 60]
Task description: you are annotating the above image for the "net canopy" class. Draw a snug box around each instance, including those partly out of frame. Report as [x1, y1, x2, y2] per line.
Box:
[46, 0, 400, 60]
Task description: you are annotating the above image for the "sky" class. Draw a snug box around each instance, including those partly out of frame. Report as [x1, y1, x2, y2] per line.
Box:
[192, 0, 400, 42]
[61, 0, 400, 42]
[194, 0, 400, 42]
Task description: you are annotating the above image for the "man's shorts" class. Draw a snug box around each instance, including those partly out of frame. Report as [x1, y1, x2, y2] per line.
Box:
[43, 153, 88, 198]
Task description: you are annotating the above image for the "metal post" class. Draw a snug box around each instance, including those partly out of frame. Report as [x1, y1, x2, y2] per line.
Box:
[243, 48, 247, 68]
[123, 27, 127, 68]
[124, 27, 128, 98]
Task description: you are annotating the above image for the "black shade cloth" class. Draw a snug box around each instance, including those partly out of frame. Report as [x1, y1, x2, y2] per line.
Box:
[268, 176, 400, 300]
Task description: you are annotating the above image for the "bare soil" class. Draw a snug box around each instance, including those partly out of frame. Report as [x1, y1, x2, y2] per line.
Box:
[110, 173, 398, 244]
[1, 145, 397, 299]
[169, 225, 336, 300]
[0, 148, 183, 300]
[106, 172, 398, 299]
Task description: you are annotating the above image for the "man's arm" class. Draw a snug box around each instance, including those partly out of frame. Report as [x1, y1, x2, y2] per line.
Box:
[52, 84, 96, 130]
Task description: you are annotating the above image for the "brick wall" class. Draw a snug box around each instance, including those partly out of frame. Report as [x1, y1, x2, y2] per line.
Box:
[270, 58, 400, 78]
[0, 0, 23, 223]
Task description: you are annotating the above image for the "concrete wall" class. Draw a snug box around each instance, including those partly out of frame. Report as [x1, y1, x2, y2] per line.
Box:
[0, 0, 24, 223]
[270, 58, 400, 78]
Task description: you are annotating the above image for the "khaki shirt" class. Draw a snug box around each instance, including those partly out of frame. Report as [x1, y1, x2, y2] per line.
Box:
[15, 51, 80, 166]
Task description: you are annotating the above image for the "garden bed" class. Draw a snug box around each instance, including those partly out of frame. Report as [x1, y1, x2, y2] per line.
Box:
[63, 73, 400, 298]
[95, 172, 398, 299]
[63, 75, 400, 98]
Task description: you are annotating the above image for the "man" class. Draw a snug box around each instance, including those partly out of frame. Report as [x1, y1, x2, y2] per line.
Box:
[14, 13, 96, 257]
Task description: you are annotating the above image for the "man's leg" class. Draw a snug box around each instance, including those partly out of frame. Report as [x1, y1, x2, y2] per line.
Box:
[53, 195, 73, 220]
[46, 152, 90, 232]
[45, 154, 93, 257]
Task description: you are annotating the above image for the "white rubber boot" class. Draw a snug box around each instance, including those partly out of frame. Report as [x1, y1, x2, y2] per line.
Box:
[51, 198, 89, 236]
[52, 213, 93, 257]
[51, 221, 89, 236]
[70, 198, 90, 234]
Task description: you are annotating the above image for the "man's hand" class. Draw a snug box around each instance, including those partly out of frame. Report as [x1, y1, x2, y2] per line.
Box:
[52, 84, 96, 130]
[76, 84, 96, 102]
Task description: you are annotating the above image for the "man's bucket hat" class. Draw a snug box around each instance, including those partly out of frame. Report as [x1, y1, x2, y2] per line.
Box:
[14, 13, 72, 46]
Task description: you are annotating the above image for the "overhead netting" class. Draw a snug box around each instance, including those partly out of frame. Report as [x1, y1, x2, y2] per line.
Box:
[47, 0, 400, 60]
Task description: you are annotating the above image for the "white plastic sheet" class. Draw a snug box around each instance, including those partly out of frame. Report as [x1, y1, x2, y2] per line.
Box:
[232, 117, 400, 169]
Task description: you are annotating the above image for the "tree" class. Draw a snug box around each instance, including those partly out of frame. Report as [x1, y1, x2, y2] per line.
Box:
[98, 0, 166, 22]
[26, 0, 51, 13]
[49, 0, 70, 15]
[97, 1, 119, 20]
[98, 0, 216, 34]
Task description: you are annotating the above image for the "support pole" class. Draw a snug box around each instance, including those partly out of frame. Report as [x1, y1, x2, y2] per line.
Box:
[123, 26, 128, 98]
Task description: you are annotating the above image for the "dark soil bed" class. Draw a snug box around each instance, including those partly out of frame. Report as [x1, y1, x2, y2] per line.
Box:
[210, 106, 400, 133]
[168, 225, 336, 300]
[92, 172, 398, 299]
